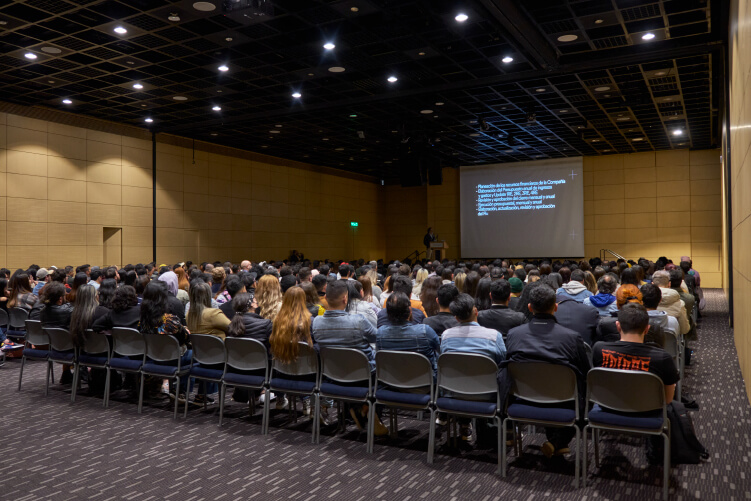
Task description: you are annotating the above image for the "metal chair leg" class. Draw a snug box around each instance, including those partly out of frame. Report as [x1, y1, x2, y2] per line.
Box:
[501, 418, 508, 477]
[663, 432, 670, 501]
[219, 383, 226, 427]
[103, 367, 111, 408]
[173, 376, 180, 419]
[262, 390, 271, 435]
[573, 426, 580, 488]
[17, 356, 26, 391]
[428, 408, 436, 464]
[71, 363, 79, 403]
[45, 361, 52, 396]
[594, 428, 600, 467]
[137, 373, 145, 414]
[496, 415, 503, 475]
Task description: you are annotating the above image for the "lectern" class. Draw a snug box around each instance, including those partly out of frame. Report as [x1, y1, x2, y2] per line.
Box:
[429, 240, 448, 260]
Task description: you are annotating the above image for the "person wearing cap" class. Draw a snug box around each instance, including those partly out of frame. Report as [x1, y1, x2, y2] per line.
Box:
[32, 268, 50, 296]
[507, 277, 524, 310]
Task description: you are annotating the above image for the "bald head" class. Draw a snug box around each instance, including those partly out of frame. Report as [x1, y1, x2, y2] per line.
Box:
[240, 260, 251, 271]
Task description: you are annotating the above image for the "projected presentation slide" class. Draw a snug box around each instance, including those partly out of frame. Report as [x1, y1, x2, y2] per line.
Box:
[460, 157, 584, 257]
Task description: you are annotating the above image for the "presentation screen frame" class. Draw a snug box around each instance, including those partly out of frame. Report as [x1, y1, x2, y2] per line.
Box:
[460, 157, 585, 258]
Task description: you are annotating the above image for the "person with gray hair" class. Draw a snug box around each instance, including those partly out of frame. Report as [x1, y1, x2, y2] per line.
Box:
[652, 270, 690, 335]
[583, 274, 619, 316]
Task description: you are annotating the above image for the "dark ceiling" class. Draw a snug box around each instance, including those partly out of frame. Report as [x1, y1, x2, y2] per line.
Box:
[0, 0, 723, 180]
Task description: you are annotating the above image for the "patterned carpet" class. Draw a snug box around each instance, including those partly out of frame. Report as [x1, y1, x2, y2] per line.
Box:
[1, 289, 748, 501]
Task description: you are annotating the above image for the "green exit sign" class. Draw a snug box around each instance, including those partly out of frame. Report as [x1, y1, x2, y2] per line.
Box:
[350, 221, 358, 227]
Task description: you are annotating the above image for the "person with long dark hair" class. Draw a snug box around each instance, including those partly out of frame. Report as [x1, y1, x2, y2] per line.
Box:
[65, 272, 89, 304]
[345, 280, 377, 327]
[92, 285, 140, 331]
[70, 285, 98, 347]
[8, 270, 37, 311]
[474, 277, 493, 311]
[97, 278, 117, 309]
[186, 281, 230, 339]
[419, 276, 443, 317]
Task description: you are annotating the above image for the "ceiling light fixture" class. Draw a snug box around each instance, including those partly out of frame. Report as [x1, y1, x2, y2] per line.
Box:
[62, 99, 72, 104]
[502, 56, 513, 63]
[642, 32, 656, 40]
[535, 88, 546, 92]
[436, 102, 444, 106]
[292, 92, 302, 98]
[193, 2, 216, 12]
[420, 109, 434, 114]
[594, 86, 610, 92]
[218, 65, 229, 72]
[455, 13, 468, 22]
[114, 26, 127, 34]
[41, 46, 61, 54]
[144, 118, 153, 123]
[173, 96, 187, 101]
[133, 83, 143, 89]
[632, 138, 644, 141]
[328, 66, 345, 73]
[168, 13, 181, 22]
[323, 42, 335, 50]
[387, 76, 398, 83]
[673, 130, 683, 136]
[24, 52, 37, 60]
[595, 19, 604, 24]
[269, 130, 280, 134]
[212, 106, 221, 111]
[557, 34, 578, 42]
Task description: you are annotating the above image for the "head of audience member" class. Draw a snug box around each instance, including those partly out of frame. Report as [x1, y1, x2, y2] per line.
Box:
[463, 271, 480, 297]
[436, 284, 459, 312]
[582, 270, 597, 293]
[299, 281, 319, 307]
[508, 277, 523, 296]
[297, 267, 312, 283]
[543, 273, 562, 290]
[449, 293, 478, 323]
[111, 285, 138, 313]
[527, 270, 541, 283]
[616, 303, 650, 340]
[240, 260, 251, 272]
[391, 275, 413, 299]
[596, 274, 618, 296]
[527, 283, 557, 315]
[417, 275, 441, 316]
[345, 280, 365, 312]
[312, 273, 328, 296]
[139, 282, 168, 334]
[668, 269, 684, 289]
[325, 279, 349, 310]
[175, 267, 190, 291]
[66, 272, 89, 303]
[158, 270, 179, 297]
[441, 267, 454, 282]
[186, 280, 213, 331]
[616, 284, 643, 309]
[339, 263, 354, 279]
[97, 279, 117, 308]
[41, 281, 66, 306]
[651, 270, 670, 288]
[256, 274, 283, 320]
[269, 287, 314, 365]
[386, 292, 412, 325]
[559, 267, 571, 284]
[414, 268, 428, 287]
[489, 279, 512, 306]
[228, 292, 257, 337]
[539, 263, 552, 276]
[88, 269, 102, 284]
[640, 283, 662, 310]
[358, 275, 375, 302]
[134, 275, 150, 298]
[475, 277, 492, 311]
[225, 275, 246, 299]
[280, 274, 298, 293]
[513, 267, 527, 282]
[679, 260, 692, 276]
[618, 267, 638, 287]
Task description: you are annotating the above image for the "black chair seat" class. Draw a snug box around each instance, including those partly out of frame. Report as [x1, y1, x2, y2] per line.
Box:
[79, 353, 108, 366]
[320, 382, 369, 399]
[506, 402, 576, 424]
[376, 388, 431, 407]
[436, 397, 497, 416]
[190, 364, 224, 380]
[22, 348, 49, 359]
[224, 372, 265, 387]
[270, 377, 316, 393]
[109, 357, 142, 371]
[588, 404, 664, 430]
[49, 349, 75, 362]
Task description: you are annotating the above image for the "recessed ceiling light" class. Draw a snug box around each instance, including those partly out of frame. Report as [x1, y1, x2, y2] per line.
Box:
[418, 51, 426, 56]
[269, 130, 280, 134]
[469, 133, 480, 137]
[603, 94, 611, 98]
[642, 32, 656, 40]
[141, 104, 147, 107]
[0, 20, 7, 25]
[307, 72, 314, 76]
[594, 19, 604, 24]
[349, 114, 357, 118]
[62, 99, 72, 104]
[114, 26, 127, 34]
[275, 124, 283, 128]
[133, 83, 143, 89]
[673, 130, 683, 136]
[323, 42, 335, 50]
[557, 34, 578, 42]
[168, 13, 181, 22]
[592, 139, 599, 142]
[502, 56, 513, 63]
[435, 102, 444, 106]
[212, 106, 221, 111]
[173, 96, 187, 101]
[384, 161, 392, 164]
[535, 88, 546, 92]
[387, 75, 398, 83]
[350, 6, 359, 12]
[655, 71, 666, 76]
[632, 137, 644, 141]
[420, 109, 434, 114]
[328, 66, 345, 73]
[47, 80, 55, 84]
[24, 52, 37, 60]
[261, 145, 268, 148]
[210, 133, 218, 136]
[218, 65, 229, 72]
[292, 92, 302, 98]
[559, 109, 568, 113]
[455, 13, 469, 22]
[322, 138, 329, 141]
[193, 2, 216, 12]
[594, 86, 610, 92]
[616, 117, 631, 121]
[335, 147, 344, 151]
[41, 46, 61, 54]
[145, 118, 153, 123]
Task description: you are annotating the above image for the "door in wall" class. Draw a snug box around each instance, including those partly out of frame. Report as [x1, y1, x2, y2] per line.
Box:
[103, 227, 122, 267]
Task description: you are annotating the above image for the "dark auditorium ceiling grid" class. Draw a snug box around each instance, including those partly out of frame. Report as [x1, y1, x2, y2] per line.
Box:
[0, 0, 721, 179]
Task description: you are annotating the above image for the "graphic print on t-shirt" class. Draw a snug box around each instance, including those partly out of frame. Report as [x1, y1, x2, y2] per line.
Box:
[600, 349, 651, 371]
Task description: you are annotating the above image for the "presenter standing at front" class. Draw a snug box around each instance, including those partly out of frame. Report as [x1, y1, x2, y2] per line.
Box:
[424, 227, 436, 260]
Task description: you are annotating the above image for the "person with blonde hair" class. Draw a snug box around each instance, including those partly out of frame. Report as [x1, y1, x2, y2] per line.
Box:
[453, 272, 467, 293]
[255, 274, 282, 321]
[412, 268, 428, 297]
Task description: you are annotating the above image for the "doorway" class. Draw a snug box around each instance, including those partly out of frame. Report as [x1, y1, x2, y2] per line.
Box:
[103, 227, 122, 267]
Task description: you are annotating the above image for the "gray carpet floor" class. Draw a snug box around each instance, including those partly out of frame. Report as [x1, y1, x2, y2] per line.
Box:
[1, 289, 748, 501]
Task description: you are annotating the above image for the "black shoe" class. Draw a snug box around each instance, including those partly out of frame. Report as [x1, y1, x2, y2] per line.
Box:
[59, 371, 73, 385]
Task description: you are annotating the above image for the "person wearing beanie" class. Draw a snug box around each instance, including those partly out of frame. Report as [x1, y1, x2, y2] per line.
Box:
[507, 277, 523, 309]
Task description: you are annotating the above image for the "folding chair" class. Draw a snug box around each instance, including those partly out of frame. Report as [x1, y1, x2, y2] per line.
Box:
[17, 320, 52, 394]
[139, 333, 191, 419]
[317, 347, 374, 450]
[7, 308, 29, 343]
[663, 331, 683, 400]
[371, 351, 434, 460]
[106, 328, 146, 408]
[45, 327, 79, 403]
[184, 334, 226, 418]
[220, 338, 269, 430]
[584, 368, 671, 501]
[503, 362, 581, 487]
[430, 353, 502, 471]
[267, 341, 319, 442]
[79, 329, 111, 407]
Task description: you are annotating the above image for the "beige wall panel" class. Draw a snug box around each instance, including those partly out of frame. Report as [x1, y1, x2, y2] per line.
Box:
[691, 194, 721, 212]
[122, 206, 152, 227]
[87, 204, 121, 226]
[123, 246, 152, 265]
[7, 198, 46, 223]
[157, 208, 183, 228]
[6, 127, 46, 155]
[48, 156, 86, 181]
[690, 163, 721, 180]
[656, 195, 691, 213]
[87, 162, 122, 185]
[86, 225, 102, 246]
[47, 133, 86, 160]
[48, 178, 86, 202]
[156, 189, 183, 210]
[7, 245, 48, 269]
[691, 210, 721, 227]
[157, 169, 183, 191]
[122, 136, 151, 151]
[184, 175, 209, 194]
[122, 165, 152, 188]
[51, 246, 87, 268]
[87, 140, 121, 165]
[123, 226, 153, 247]
[7, 115, 47, 132]
[7, 221, 48, 245]
[122, 185, 152, 207]
[47, 222, 86, 246]
[47, 122, 86, 138]
[156, 152, 182, 173]
[0, 196, 5, 221]
[7, 173, 46, 200]
[87, 182, 122, 205]
[47, 201, 86, 225]
[6, 150, 47, 177]
[691, 242, 721, 257]
[156, 142, 181, 156]
[87, 246, 103, 267]
[122, 146, 151, 169]
[87, 130, 121, 145]
[655, 149, 690, 166]
[0, 148, 6, 173]
[623, 166, 657, 183]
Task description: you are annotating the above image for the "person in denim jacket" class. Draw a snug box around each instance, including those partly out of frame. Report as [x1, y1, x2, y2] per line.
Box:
[376, 292, 440, 375]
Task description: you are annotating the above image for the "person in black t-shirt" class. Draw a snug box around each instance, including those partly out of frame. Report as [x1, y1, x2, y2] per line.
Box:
[593, 303, 679, 403]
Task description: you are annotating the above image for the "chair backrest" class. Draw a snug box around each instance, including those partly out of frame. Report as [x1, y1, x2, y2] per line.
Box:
[45, 327, 76, 352]
[111, 327, 145, 357]
[191, 334, 226, 365]
[82, 329, 110, 355]
[25, 320, 47, 346]
[224, 337, 268, 375]
[320, 347, 372, 385]
[0, 308, 8, 327]
[508, 362, 577, 404]
[662, 331, 679, 359]
[437, 352, 498, 397]
[587, 368, 666, 414]
[9, 308, 28, 329]
[143, 333, 181, 363]
[273, 341, 318, 377]
[584, 343, 594, 366]
[376, 350, 433, 391]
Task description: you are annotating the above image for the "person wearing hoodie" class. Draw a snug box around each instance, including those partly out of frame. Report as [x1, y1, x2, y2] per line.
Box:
[583, 274, 619, 316]
[651, 270, 690, 336]
[555, 269, 593, 303]
[640, 283, 677, 344]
